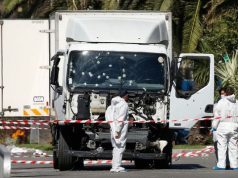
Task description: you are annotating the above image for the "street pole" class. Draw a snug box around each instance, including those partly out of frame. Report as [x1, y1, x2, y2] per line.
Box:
[0, 20, 4, 118]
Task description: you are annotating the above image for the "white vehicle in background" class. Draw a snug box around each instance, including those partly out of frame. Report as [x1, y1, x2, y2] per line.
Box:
[0, 11, 214, 171]
[0, 20, 49, 118]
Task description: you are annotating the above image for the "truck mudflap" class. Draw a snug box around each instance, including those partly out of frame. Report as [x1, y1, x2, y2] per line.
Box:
[70, 150, 167, 160]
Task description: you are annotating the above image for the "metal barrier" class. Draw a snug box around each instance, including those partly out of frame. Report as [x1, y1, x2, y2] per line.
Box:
[0, 144, 11, 178]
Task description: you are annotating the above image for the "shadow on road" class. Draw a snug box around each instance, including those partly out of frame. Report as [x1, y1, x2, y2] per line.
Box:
[11, 176, 56, 178]
[73, 164, 206, 171]
[171, 164, 206, 169]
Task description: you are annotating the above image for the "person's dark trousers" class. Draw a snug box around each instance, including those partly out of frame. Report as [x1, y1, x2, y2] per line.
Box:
[214, 141, 218, 161]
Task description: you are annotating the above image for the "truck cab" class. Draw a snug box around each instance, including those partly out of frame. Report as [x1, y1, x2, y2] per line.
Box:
[49, 11, 214, 170]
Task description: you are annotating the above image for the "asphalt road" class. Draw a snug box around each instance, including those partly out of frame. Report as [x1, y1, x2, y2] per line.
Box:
[11, 151, 238, 178]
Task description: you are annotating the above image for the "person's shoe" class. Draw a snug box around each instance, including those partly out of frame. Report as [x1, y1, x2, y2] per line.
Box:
[117, 167, 127, 172]
[212, 166, 226, 170]
[110, 168, 117, 172]
[110, 167, 127, 172]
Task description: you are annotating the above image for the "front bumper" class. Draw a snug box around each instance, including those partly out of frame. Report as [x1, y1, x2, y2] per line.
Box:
[70, 150, 166, 160]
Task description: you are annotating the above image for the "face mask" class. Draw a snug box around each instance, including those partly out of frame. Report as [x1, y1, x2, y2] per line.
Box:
[221, 95, 225, 99]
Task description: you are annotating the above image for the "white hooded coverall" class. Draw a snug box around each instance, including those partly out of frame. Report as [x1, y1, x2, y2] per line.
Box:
[213, 94, 238, 169]
[105, 96, 129, 171]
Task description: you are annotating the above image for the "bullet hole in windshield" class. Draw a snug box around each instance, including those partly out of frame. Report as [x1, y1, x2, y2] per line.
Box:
[82, 51, 89, 55]
[158, 57, 164, 64]
[68, 51, 166, 90]
[88, 72, 93, 77]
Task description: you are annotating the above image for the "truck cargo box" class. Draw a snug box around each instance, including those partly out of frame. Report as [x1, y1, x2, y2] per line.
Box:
[0, 20, 49, 117]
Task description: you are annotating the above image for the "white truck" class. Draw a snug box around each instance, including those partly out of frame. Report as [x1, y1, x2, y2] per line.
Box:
[0, 11, 214, 170]
[0, 20, 49, 118]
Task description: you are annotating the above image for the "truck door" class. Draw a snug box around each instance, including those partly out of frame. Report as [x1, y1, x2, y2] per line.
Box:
[169, 53, 214, 129]
[0, 20, 49, 117]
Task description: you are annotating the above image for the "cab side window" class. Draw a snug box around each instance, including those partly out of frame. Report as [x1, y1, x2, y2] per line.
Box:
[176, 57, 210, 98]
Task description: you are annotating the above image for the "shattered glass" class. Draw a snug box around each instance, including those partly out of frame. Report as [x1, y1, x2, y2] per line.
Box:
[67, 51, 166, 92]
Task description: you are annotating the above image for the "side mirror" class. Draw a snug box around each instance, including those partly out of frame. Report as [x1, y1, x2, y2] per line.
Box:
[50, 60, 59, 86]
[50, 51, 65, 89]
[51, 50, 65, 62]
[56, 86, 63, 95]
[50, 57, 60, 86]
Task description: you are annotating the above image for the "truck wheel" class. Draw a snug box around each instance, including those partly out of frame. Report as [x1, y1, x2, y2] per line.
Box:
[154, 159, 170, 169]
[154, 153, 172, 169]
[73, 158, 84, 170]
[135, 159, 153, 169]
[53, 150, 59, 169]
[134, 159, 144, 169]
[58, 131, 73, 171]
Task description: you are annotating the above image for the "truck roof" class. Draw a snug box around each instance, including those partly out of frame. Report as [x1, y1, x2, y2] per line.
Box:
[66, 16, 168, 45]
[50, 11, 172, 59]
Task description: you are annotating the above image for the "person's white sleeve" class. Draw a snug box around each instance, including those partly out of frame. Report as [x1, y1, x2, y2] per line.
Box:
[115, 103, 128, 133]
[105, 106, 114, 121]
[105, 105, 115, 130]
[212, 102, 221, 129]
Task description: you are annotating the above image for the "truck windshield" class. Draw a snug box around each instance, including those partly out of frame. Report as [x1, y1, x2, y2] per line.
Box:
[67, 50, 166, 92]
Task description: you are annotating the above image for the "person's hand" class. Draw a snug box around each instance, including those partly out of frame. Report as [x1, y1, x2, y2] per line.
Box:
[115, 131, 121, 139]
[209, 128, 216, 136]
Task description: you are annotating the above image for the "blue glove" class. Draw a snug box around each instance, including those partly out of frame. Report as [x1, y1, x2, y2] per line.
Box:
[210, 128, 216, 132]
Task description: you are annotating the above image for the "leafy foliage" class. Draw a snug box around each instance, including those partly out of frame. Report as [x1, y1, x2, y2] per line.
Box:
[200, 16, 238, 60]
[205, 0, 238, 26]
[160, 0, 173, 11]
[3, 0, 25, 13]
[215, 51, 238, 96]
[102, 0, 119, 10]
[181, 0, 202, 52]
[193, 60, 210, 88]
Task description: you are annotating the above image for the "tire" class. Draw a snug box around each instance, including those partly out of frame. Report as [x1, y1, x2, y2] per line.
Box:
[154, 158, 170, 169]
[73, 158, 84, 170]
[154, 151, 172, 169]
[135, 159, 145, 169]
[58, 131, 74, 171]
[135, 159, 153, 169]
[53, 150, 59, 169]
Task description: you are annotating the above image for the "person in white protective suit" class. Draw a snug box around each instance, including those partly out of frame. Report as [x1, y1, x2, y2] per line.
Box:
[211, 87, 228, 163]
[212, 87, 238, 170]
[105, 90, 129, 172]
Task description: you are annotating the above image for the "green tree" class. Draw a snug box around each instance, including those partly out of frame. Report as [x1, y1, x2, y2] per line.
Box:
[215, 50, 238, 96]
[181, 0, 202, 53]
